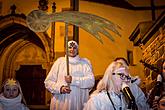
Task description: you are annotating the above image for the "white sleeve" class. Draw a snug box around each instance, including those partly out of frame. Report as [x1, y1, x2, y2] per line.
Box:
[44, 58, 65, 94]
[131, 84, 150, 110]
[71, 58, 95, 89]
[0, 104, 3, 110]
[83, 98, 98, 110]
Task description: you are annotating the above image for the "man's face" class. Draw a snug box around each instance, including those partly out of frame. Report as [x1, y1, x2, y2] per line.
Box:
[68, 42, 78, 57]
[3, 85, 19, 99]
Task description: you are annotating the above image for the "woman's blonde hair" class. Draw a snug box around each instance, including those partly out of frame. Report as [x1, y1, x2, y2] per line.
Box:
[93, 61, 127, 94]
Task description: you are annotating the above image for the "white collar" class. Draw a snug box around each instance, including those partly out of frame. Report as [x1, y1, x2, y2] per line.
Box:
[65, 55, 81, 64]
[0, 93, 22, 106]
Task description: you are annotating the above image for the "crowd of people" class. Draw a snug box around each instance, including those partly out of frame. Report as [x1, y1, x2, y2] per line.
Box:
[0, 40, 164, 110]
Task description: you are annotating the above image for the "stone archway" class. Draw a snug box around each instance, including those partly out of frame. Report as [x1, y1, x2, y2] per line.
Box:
[0, 14, 51, 105]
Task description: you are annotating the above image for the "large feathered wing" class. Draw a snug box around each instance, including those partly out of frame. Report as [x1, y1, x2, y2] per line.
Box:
[26, 10, 121, 43]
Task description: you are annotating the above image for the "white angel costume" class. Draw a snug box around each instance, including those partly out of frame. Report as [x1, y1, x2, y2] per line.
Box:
[44, 55, 95, 110]
[0, 79, 29, 110]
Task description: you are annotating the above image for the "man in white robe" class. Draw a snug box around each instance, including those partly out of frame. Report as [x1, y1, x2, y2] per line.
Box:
[44, 40, 95, 110]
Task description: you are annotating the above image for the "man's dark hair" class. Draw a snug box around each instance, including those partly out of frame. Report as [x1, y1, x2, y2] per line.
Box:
[114, 57, 129, 66]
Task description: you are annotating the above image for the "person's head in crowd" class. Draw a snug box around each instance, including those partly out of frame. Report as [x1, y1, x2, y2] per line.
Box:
[158, 94, 165, 110]
[2, 79, 19, 99]
[114, 57, 141, 85]
[114, 57, 129, 68]
[0, 78, 26, 104]
[114, 57, 130, 75]
[67, 40, 79, 57]
[96, 61, 131, 93]
[0, 78, 29, 110]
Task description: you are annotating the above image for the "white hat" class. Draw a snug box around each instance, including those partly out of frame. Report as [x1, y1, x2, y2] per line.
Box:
[68, 40, 78, 49]
[114, 67, 126, 74]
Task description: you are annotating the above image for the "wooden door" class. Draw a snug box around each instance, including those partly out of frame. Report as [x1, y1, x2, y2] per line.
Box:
[16, 65, 46, 105]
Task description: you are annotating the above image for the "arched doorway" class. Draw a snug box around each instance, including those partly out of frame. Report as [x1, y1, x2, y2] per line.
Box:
[0, 14, 51, 106]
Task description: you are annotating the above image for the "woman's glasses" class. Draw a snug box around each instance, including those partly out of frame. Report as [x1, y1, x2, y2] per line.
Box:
[112, 73, 131, 80]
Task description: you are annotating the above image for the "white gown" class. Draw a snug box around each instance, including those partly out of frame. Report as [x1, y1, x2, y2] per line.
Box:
[83, 83, 150, 110]
[44, 55, 95, 110]
[0, 94, 29, 110]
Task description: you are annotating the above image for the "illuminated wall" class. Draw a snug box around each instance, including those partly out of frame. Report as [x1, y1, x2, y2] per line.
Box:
[0, 0, 161, 83]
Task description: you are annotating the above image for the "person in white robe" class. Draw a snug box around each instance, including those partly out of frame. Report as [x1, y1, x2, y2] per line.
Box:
[44, 40, 95, 110]
[83, 61, 149, 110]
[0, 78, 29, 110]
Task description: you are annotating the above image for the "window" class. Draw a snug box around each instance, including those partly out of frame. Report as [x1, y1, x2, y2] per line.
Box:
[127, 50, 134, 65]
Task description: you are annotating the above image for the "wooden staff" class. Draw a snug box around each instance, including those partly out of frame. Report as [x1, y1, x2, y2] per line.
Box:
[65, 23, 69, 76]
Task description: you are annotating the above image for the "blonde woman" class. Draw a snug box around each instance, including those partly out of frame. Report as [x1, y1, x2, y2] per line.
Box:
[84, 61, 149, 110]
